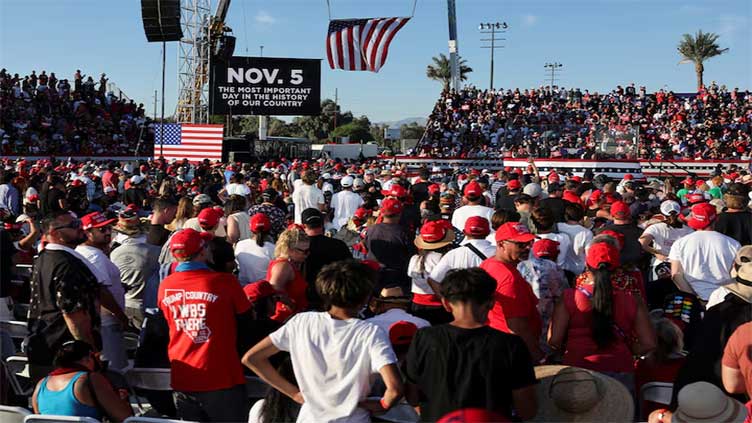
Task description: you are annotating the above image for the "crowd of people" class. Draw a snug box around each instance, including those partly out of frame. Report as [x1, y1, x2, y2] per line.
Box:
[417, 83, 752, 161]
[1, 154, 752, 423]
[0, 69, 151, 157]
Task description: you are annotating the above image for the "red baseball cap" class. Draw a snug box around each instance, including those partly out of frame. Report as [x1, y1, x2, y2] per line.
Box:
[686, 192, 707, 204]
[353, 207, 370, 222]
[428, 183, 441, 195]
[250, 213, 271, 232]
[694, 179, 705, 188]
[586, 242, 620, 270]
[388, 320, 418, 346]
[548, 172, 560, 182]
[382, 184, 408, 199]
[464, 216, 490, 237]
[533, 239, 560, 261]
[507, 179, 522, 190]
[681, 177, 695, 185]
[463, 181, 482, 198]
[198, 207, 223, 229]
[686, 202, 717, 230]
[81, 212, 116, 230]
[570, 175, 582, 183]
[623, 173, 634, 181]
[170, 228, 213, 259]
[380, 198, 403, 216]
[495, 222, 535, 243]
[610, 201, 631, 220]
[599, 229, 625, 249]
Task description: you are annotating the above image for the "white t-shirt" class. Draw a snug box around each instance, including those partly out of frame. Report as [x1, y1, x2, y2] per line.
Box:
[184, 216, 228, 237]
[330, 190, 364, 229]
[269, 312, 397, 423]
[292, 184, 325, 224]
[668, 231, 741, 301]
[556, 222, 594, 275]
[429, 239, 496, 283]
[408, 251, 443, 295]
[225, 182, 250, 197]
[234, 239, 275, 285]
[536, 232, 572, 272]
[642, 222, 694, 257]
[706, 286, 731, 309]
[365, 308, 430, 335]
[450, 204, 494, 231]
[248, 398, 265, 423]
[75, 245, 125, 326]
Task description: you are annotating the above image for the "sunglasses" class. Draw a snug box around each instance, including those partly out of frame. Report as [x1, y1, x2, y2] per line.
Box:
[53, 219, 82, 231]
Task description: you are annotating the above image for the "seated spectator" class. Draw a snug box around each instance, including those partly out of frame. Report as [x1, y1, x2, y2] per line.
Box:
[243, 260, 403, 422]
[31, 340, 133, 422]
[405, 268, 537, 421]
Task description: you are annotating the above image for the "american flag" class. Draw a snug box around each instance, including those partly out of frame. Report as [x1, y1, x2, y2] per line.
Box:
[326, 17, 410, 72]
[153, 123, 224, 161]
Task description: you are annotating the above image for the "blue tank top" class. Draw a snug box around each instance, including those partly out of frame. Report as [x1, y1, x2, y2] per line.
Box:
[37, 371, 101, 419]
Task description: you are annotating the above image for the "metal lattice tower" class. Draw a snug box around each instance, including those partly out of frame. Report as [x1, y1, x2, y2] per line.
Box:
[177, 0, 212, 124]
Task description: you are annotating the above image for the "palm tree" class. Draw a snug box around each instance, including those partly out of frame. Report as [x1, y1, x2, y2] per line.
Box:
[426, 53, 473, 91]
[677, 30, 729, 91]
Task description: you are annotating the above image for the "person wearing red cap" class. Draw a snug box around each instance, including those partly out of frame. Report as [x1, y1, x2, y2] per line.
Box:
[451, 180, 494, 232]
[409, 219, 456, 324]
[365, 198, 416, 289]
[366, 286, 429, 338]
[428, 216, 496, 289]
[234, 213, 276, 285]
[495, 177, 522, 212]
[677, 177, 695, 203]
[405, 268, 537, 422]
[548, 241, 656, 378]
[597, 200, 646, 270]
[668, 202, 741, 301]
[480, 222, 544, 361]
[158, 228, 252, 421]
[75, 212, 129, 371]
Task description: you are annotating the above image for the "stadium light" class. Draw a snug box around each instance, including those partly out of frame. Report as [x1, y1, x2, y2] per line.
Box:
[479, 21, 508, 91]
[544, 62, 563, 87]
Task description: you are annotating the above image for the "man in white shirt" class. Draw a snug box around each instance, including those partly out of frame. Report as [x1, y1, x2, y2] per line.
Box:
[669, 203, 741, 301]
[75, 212, 129, 370]
[639, 200, 694, 281]
[429, 216, 496, 289]
[366, 286, 430, 335]
[556, 203, 594, 277]
[292, 170, 326, 224]
[330, 175, 364, 229]
[451, 181, 494, 230]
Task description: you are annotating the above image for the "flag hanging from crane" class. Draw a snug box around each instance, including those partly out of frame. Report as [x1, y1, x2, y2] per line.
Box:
[326, 17, 410, 72]
[153, 123, 224, 161]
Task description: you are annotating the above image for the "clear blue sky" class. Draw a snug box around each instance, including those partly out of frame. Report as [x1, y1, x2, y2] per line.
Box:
[1, 0, 749, 123]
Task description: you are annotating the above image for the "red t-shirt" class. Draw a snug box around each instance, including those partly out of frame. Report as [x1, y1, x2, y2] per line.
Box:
[480, 258, 542, 337]
[158, 269, 251, 392]
[723, 321, 752, 399]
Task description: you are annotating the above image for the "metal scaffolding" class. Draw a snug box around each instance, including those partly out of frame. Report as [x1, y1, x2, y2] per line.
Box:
[177, 0, 212, 124]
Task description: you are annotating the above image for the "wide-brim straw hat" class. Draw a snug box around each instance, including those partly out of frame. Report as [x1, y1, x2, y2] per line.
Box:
[414, 228, 455, 250]
[531, 365, 633, 422]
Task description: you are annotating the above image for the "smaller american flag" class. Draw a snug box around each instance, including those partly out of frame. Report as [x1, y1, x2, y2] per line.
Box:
[153, 123, 224, 161]
[327, 17, 410, 72]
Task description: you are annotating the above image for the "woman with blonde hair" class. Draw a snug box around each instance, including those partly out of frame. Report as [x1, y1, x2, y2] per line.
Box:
[167, 196, 193, 231]
[266, 226, 310, 316]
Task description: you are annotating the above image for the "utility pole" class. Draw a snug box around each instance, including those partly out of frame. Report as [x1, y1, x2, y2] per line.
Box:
[152, 90, 158, 119]
[544, 62, 563, 88]
[447, 0, 460, 91]
[479, 22, 508, 91]
[258, 45, 268, 141]
[333, 88, 338, 139]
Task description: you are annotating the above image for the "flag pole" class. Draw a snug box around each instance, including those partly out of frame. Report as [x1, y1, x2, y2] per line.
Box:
[326, 0, 332, 20]
[160, 41, 166, 158]
[410, 0, 418, 18]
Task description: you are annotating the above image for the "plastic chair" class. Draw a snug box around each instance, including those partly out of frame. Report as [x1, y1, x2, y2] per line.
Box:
[0, 405, 31, 423]
[124, 417, 196, 423]
[24, 415, 101, 423]
[4, 355, 32, 396]
[125, 368, 172, 391]
[0, 320, 29, 339]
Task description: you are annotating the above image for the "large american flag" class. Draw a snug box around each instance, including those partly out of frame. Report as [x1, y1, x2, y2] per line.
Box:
[326, 17, 410, 72]
[153, 123, 224, 161]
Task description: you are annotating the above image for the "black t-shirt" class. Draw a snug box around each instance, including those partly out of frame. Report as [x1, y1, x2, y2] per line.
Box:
[147, 223, 171, 247]
[715, 211, 752, 246]
[304, 234, 352, 286]
[495, 187, 517, 212]
[365, 222, 415, 288]
[124, 188, 146, 207]
[406, 325, 536, 421]
[46, 188, 66, 213]
[598, 222, 645, 267]
[411, 181, 431, 205]
[0, 230, 15, 298]
[538, 197, 567, 222]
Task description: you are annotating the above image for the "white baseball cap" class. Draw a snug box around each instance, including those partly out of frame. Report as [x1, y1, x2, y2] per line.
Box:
[341, 176, 354, 187]
[660, 200, 681, 216]
[130, 175, 144, 185]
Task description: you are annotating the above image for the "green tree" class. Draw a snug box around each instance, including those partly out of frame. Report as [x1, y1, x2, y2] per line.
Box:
[400, 122, 425, 140]
[331, 116, 374, 142]
[677, 30, 729, 91]
[426, 53, 473, 91]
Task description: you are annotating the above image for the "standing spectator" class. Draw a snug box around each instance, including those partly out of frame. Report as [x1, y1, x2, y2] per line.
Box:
[330, 176, 364, 229]
[301, 208, 352, 306]
[669, 203, 741, 301]
[365, 199, 415, 290]
[429, 216, 496, 287]
[168, 196, 193, 231]
[0, 171, 20, 215]
[639, 200, 694, 281]
[598, 200, 646, 269]
[480, 222, 544, 362]
[715, 183, 752, 246]
[45, 176, 67, 215]
[539, 182, 568, 223]
[548, 242, 656, 389]
[158, 228, 252, 422]
[249, 188, 287, 241]
[291, 170, 325, 224]
[405, 268, 537, 421]
[75, 212, 129, 371]
[557, 203, 594, 278]
[124, 175, 148, 209]
[451, 180, 494, 231]
[722, 318, 752, 399]
[531, 206, 573, 272]
[409, 220, 455, 324]
[235, 213, 275, 285]
[224, 195, 250, 244]
[266, 226, 309, 316]
[147, 196, 177, 247]
[243, 260, 403, 423]
[27, 211, 101, 382]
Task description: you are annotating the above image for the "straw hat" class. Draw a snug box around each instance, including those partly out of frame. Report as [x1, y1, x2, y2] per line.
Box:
[532, 365, 633, 422]
[672, 381, 747, 423]
[414, 220, 455, 250]
[113, 210, 146, 236]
